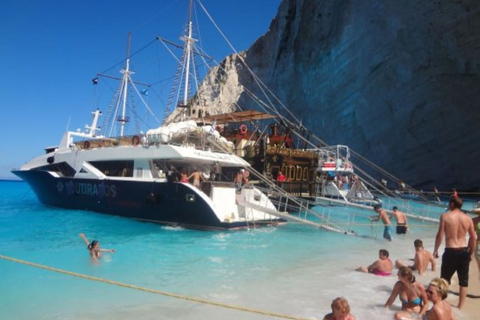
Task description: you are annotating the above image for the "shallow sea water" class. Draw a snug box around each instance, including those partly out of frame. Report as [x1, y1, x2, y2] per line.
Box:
[0, 181, 474, 319]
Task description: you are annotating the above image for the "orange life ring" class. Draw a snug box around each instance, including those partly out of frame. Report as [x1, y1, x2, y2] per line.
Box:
[132, 135, 140, 146]
[239, 124, 247, 135]
[83, 141, 91, 149]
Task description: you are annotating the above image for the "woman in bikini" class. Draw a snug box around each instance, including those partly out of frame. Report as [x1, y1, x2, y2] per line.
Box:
[384, 266, 428, 317]
[395, 278, 454, 320]
[79, 233, 115, 262]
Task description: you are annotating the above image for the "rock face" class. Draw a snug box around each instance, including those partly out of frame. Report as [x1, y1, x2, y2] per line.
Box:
[175, 0, 480, 191]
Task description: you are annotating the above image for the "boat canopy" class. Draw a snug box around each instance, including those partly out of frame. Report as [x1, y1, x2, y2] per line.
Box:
[202, 110, 277, 124]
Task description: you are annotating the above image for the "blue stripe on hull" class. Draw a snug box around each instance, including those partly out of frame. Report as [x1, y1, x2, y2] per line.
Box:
[12, 170, 284, 230]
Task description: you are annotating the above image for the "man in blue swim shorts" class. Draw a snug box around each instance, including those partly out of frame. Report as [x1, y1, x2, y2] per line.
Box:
[370, 204, 393, 241]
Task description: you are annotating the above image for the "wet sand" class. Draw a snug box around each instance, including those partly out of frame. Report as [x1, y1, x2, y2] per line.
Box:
[450, 258, 480, 319]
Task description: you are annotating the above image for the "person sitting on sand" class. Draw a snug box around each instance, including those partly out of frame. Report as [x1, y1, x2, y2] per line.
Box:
[79, 233, 114, 262]
[396, 239, 436, 275]
[355, 249, 393, 276]
[395, 277, 454, 320]
[384, 266, 428, 318]
[323, 297, 356, 320]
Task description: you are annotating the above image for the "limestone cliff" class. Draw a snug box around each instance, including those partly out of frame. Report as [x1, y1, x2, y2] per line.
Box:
[175, 0, 480, 191]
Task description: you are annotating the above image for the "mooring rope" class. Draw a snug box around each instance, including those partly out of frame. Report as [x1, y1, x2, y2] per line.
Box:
[0, 254, 311, 320]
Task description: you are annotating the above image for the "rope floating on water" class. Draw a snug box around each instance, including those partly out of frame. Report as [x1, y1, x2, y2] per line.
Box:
[0, 254, 310, 320]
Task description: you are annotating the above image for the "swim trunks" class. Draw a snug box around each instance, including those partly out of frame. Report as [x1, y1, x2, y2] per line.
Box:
[441, 247, 470, 287]
[371, 269, 391, 276]
[384, 225, 393, 241]
[396, 223, 407, 234]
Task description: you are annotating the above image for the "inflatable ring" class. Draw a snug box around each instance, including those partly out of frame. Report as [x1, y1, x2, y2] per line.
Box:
[239, 124, 247, 135]
[83, 141, 91, 149]
[132, 135, 140, 146]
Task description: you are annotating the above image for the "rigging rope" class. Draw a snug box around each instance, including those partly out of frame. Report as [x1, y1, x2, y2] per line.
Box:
[0, 254, 311, 320]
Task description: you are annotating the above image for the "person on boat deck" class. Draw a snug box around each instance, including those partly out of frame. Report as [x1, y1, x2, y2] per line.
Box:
[452, 188, 458, 198]
[79, 233, 114, 262]
[391, 206, 408, 234]
[433, 186, 442, 203]
[180, 170, 189, 183]
[396, 239, 436, 275]
[385, 266, 428, 318]
[212, 161, 222, 181]
[276, 171, 286, 188]
[167, 165, 180, 182]
[370, 204, 393, 241]
[355, 249, 393, 276]
[187, 168, 203, 188]
[395, 278, 454, 320]
[234, 169, 244, 192]
[243, 169, 250, 185]
[323, 297, 356, 320]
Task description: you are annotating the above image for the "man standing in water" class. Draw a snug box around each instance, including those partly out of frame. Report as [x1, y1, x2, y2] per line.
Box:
[370, 204, 393, 241]
[391, 206, 408, 234]
[433, 195, 476, 309]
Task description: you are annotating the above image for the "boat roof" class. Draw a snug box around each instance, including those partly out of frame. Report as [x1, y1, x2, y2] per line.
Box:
[202, 110, 277, 124]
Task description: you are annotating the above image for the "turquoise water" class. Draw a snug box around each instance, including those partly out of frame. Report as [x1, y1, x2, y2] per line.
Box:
[0, 181, 473, 319]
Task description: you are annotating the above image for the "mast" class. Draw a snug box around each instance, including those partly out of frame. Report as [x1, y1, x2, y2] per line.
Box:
[119, 32, 132, 136]
[180, 0, 197, 120]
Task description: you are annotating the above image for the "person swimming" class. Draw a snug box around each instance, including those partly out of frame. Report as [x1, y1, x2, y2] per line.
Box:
[79, 233, 115, 262]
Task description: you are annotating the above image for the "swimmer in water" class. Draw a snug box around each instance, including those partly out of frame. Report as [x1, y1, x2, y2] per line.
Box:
[79, 233, 115, 262]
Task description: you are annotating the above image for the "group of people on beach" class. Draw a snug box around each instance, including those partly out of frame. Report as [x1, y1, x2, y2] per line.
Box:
[78, 193, 480, 320]
[336, 194, 480, 319]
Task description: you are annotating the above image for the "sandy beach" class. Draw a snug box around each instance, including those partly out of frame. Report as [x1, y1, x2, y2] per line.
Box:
[450, 258, 480, 319]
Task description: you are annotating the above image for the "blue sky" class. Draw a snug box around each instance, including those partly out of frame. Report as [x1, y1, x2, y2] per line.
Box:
[0, 0, 281, 179]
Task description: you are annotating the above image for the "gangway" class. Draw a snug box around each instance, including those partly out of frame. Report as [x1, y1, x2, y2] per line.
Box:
[315, 196, 439, 223]
[237, 199, 346, 233]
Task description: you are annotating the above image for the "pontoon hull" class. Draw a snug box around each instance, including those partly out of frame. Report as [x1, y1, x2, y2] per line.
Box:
[13, 170, 284, 230]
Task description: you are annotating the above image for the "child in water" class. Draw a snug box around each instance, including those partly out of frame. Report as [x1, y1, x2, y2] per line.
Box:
[79, 233, 115, 262]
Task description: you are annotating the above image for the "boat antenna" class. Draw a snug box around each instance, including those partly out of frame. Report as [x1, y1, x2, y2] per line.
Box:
[119, 32, 133, 136]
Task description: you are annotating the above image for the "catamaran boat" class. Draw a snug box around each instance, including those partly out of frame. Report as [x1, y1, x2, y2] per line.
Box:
[12, 109, 285, 230]
[12, 2, 286, 231]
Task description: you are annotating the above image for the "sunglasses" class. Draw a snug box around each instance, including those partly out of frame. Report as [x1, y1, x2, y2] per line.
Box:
[426, 290, 436, 295]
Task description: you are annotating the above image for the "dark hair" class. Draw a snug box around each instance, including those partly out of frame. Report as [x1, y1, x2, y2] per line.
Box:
[392, 206, 398, 211]
[88, 240, 99, 250]
[379, 249, 389, 257]
[373, 204, 382, 211]
[449, 195, 463, 209]
[414, 239, 423, 248]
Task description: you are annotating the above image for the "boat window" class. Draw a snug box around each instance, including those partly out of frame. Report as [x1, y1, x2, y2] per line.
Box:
[89, 160, 134, 177]
[36, 162, 76, 177]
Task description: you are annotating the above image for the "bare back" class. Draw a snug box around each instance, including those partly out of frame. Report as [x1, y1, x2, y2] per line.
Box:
[414, 249, 435, 274]
[393, 210, 407, 225]
[442, 209, 473, 248]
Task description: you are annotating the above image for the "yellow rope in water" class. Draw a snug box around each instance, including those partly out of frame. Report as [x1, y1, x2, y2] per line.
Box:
[0, 254, 310, 320]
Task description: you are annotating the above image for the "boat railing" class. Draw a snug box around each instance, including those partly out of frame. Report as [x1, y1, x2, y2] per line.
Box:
[73, 130, 235, 154]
